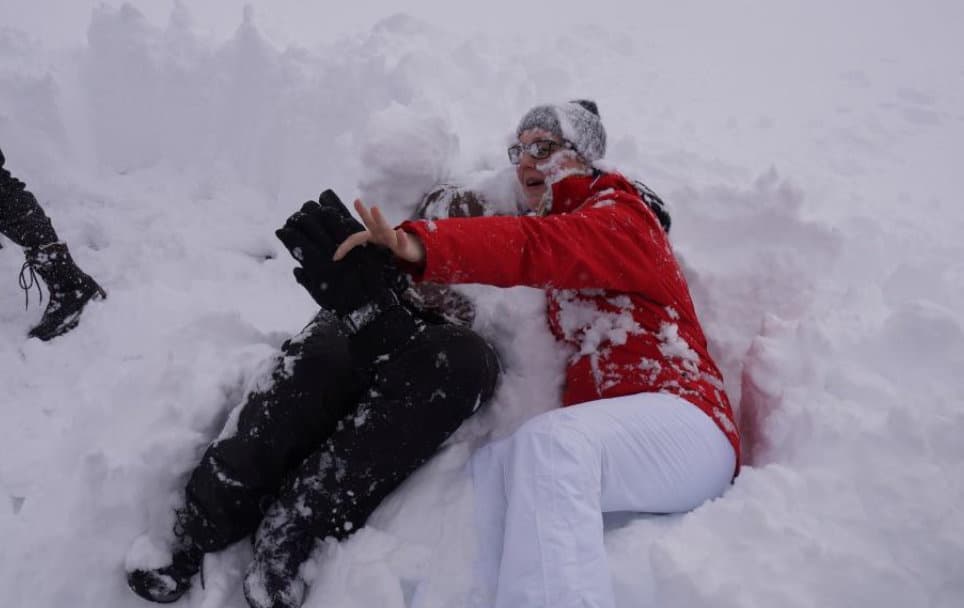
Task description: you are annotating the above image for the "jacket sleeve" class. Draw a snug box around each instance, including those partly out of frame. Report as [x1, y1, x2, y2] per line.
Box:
[400, 191, 678, 301]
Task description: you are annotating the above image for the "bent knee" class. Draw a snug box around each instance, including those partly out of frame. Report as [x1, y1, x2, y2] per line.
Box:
[421, 325, 501, 404]
[509, 409, 600, 461]
[284, 316, 351, 374]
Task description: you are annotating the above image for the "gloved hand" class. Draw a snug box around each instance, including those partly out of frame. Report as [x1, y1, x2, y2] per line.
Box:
[276, 190, 408, 332]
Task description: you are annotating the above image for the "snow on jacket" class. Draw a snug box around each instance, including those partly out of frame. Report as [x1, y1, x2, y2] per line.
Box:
[401, 171, 741, 470]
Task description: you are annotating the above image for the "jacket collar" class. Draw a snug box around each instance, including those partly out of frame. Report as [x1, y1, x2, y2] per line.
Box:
[543, 170, 636, 215]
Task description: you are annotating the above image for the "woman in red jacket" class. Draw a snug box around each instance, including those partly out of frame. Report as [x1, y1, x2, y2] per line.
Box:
[336, 100, 740, 608]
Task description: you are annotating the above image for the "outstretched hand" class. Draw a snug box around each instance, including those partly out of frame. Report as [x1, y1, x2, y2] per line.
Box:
[333, 200, 425, 266]
[275, 190, 411, 319]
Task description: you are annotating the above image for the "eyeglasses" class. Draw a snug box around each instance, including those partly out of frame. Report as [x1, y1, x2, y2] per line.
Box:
[507, 139, 573, 165]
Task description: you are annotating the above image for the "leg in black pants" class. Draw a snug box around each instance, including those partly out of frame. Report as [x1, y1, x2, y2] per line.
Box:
[0, 149, 59, 247]
[182, 309, 365, 552]
[243, 322, 500, 608]
[128, 309, 364, 602]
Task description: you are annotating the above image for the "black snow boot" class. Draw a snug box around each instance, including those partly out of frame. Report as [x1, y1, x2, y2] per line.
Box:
[21, 241, 106, 341]
[126, 544, 203, 604]
[126, 504, 207, 603]
[242, 503, 313, 608]
[1, 147, 106, 340]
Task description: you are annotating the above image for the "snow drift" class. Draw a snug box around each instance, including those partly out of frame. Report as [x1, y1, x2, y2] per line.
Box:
[1, 2, 962, 607]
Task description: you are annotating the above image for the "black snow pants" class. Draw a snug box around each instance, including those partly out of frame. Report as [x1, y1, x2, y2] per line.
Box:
[178, 304, 501, 557]
[0, 148, 59, 249]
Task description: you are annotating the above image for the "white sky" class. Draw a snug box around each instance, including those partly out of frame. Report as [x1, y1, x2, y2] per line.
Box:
[5, 0, 960, 53]
[2, 0, 653, 47]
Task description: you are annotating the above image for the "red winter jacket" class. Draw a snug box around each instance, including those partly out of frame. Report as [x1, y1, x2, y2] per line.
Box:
[401, 172, 741, 470]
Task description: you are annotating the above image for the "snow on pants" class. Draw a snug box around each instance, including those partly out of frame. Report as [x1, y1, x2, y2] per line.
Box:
[471, 392, 736, 608]
[250, 314, 501, 563]
[181, 309, 361, 550]
[181, 306, 501, 554]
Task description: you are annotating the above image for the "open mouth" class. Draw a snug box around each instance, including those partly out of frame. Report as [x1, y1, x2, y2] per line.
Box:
[525, 177, 545, 188]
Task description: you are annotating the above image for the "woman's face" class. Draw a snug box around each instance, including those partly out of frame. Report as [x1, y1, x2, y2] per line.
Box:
[514, 128, 588, 211]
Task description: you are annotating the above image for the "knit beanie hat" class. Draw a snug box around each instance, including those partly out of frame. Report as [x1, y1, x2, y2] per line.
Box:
[516, 99, 607, 163]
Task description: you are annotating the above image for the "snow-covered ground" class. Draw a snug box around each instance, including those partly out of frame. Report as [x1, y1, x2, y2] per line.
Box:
[1, 2, 963, 607]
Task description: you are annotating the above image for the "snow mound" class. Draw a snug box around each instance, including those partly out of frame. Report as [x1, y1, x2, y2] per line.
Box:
[1, 3, 963, 608]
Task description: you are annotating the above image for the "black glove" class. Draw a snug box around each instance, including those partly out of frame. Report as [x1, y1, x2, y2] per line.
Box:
[276, 190, 408, 333]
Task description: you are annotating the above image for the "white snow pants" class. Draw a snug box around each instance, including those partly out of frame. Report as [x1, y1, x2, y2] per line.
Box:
[470, 392, 735, 608]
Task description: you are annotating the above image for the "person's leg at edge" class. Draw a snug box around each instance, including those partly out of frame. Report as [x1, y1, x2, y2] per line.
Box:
[0, 147, 106, 340]
[474, 393, 735, 608]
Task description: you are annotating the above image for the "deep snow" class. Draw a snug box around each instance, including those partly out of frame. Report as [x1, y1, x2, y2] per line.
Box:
[1, 2, 963, 607]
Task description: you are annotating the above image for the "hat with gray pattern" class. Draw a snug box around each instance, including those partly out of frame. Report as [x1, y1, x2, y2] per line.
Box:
[516, 99, 607, 163]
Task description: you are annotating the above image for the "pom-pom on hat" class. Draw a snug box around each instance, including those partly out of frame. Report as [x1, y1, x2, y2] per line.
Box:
[516, 99, 607, 163]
